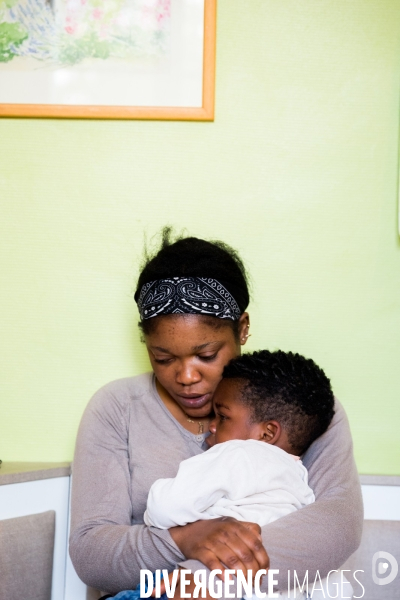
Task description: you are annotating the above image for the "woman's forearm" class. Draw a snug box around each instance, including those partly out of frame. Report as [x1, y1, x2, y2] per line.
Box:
[69, 522, 184, 593]
[69, 382, 186, 593]
[258, 495, 362, 585]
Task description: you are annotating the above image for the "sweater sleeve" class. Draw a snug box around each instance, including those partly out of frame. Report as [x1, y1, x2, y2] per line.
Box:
[69, 383, 185, 594]
[178, 400, 363, 593]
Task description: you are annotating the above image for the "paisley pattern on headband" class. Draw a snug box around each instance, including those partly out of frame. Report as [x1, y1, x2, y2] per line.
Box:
[137, 277, 241, 321]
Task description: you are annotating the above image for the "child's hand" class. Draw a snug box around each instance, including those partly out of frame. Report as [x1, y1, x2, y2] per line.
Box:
[151, 571, 181, 598]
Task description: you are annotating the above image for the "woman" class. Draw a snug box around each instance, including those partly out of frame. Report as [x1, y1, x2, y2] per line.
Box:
[70, 231, 363, 596]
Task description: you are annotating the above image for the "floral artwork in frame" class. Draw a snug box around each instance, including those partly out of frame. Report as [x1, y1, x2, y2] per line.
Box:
[0, 0, 216, 119]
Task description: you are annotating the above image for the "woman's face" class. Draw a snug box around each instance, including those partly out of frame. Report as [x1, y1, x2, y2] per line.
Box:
[144, 313, 249, 418]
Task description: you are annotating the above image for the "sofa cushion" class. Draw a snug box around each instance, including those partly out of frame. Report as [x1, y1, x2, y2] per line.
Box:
[343, 519, 400, 600]
[0, 510, 55, 600]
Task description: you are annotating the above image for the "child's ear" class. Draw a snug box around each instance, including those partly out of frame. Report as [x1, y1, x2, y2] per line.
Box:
[259, 420, 281, 445]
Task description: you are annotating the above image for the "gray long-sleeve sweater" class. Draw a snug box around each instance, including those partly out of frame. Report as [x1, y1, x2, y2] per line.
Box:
[69, 373, 363, 595]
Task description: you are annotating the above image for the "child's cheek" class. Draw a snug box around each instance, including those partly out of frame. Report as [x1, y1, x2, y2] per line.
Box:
[206, 433, 216, 448]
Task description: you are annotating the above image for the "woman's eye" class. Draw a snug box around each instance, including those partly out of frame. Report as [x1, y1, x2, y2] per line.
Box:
[154, 357, 173, 364]
[199, 353, 217, 362]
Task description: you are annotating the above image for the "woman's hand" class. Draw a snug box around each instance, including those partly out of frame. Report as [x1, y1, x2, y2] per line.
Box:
[169, 517, 269, 579]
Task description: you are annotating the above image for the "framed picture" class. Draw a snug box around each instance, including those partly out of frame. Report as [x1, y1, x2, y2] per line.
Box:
[0, 0, 216, 120]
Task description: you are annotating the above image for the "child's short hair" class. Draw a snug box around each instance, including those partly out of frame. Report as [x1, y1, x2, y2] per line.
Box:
[222, 350, 335, 455]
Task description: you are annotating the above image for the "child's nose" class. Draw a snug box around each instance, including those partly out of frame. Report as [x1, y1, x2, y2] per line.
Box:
[209, 417, 217, 434]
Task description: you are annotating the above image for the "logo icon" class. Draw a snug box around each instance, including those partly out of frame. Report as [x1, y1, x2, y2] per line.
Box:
[372, 551, 398, 586]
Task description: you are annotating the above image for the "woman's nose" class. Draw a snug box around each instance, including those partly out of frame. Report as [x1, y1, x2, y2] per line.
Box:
[175, 361, 201, 386]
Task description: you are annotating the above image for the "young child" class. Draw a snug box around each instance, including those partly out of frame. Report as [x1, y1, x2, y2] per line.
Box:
[144, 349, 331, 531]
[108, 350, 351, 600]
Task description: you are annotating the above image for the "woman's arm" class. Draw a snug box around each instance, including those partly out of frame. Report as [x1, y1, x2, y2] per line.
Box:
[69, 383, 185, 593]
[69, 381, 266, 594]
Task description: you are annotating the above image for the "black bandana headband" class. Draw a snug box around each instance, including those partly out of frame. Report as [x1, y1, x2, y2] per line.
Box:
[137, 277, 242, 321]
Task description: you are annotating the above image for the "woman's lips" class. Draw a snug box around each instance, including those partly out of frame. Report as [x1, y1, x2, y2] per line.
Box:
[176, 393, 211, 408]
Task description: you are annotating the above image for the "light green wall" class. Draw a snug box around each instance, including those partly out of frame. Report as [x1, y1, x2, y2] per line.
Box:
[1, 0, 399, 474]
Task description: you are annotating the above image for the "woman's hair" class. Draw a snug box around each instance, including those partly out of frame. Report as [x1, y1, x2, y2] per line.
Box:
[222, 350, 335, 455]
[135, 227, 250, 337]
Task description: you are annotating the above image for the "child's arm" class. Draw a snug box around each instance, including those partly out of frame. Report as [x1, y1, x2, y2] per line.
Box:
[144, 443, 256, 529]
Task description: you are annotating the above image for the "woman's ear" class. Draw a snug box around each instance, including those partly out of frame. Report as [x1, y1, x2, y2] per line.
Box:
[259, 420, 281, 445]
[238, 312, 250, 346]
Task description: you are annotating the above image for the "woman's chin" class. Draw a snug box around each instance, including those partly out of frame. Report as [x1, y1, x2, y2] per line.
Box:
[180, 400, 213, 419]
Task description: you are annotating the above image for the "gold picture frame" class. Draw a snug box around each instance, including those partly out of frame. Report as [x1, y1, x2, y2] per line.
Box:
[0, 0, 216, 120]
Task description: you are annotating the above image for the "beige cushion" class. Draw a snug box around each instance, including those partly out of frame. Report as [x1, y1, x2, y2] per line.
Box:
[0, 511, 55, 600]
[343, 519, 400, 600]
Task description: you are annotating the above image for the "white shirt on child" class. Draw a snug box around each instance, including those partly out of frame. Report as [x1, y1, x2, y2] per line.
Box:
[144, 439, 352, 600]
[144, 439, 315, 529]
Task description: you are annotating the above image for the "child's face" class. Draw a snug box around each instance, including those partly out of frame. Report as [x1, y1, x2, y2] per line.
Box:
[207, 378, 262, 446]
